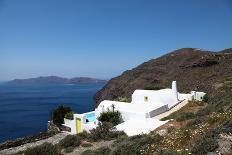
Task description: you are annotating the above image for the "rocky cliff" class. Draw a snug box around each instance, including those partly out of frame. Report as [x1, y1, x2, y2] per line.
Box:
[94, 48, 232, 108]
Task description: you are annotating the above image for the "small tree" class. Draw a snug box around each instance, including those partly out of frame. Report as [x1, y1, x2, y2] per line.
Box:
[98, 109, 122, 126]
[51, 105, 72, 126]
[65, 111, 74, 120]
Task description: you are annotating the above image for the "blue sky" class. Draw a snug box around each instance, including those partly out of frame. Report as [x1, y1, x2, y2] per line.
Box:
[0, 0, 232, 81]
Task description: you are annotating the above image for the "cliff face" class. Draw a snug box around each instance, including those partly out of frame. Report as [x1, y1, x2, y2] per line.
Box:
[94, 48, 232, 107]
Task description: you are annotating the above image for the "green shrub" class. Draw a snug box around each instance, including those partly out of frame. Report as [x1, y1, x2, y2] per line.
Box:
[185, 117, 207, 129]
[175, 112, 196, 121]
[192, 129, 219, 155]
[112, 134, 128, 146]
[23, 142, 62, 155]
[64, 146, 75, 153]
[88, 122, 126, 141]
[81, 147, 111, 155]
[196, 105, 214, 116]
[51, 105, 72, 126]
[111, 134, 163, 155]
[162, 112, 195, 122]
[78, 130, 89, 139]
[157, 149, 187, 155]
[81, 143, 93, 147]
[218, 120, 232, 134]
[65, 111, 74, 120]
[94, 146, 111, 155]
[98, 110, 122, 126]
[58, 135, 81, 148]
[81, 149, 94, 155]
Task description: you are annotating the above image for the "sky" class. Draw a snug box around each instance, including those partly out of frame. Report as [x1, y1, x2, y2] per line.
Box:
[0, 0, 232, 81]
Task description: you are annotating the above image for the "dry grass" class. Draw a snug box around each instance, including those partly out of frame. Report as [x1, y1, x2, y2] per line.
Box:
[141, 110, 232, 154]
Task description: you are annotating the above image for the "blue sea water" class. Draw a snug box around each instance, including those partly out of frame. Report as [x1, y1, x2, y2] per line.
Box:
[0, 83, 105, 143]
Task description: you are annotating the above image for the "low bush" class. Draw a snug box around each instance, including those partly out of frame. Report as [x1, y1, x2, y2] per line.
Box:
[81, 147, 111, 155]
[81, 149, 93, 155]
[58, 135, 81, 148]
[81, 143, 93, 147]
[111, 134, 163, 155]
[78, 130, 89, 139]
[185, 117, 207, 129]
[64, 146, 75, 153]
[94, 146, 111, 155]
[51, 105, 72, 126]
[64, 111, 74, 120]
[162, 112, 195, 122]
[23, 142, 62, 155]
[192, 129, 219, 155]
[157, 149, 187, 155]
[218, 120, 232, 134]
[112, 134, 128, 146]
[88, 122, 126, 141]
[98, 110, 122, 126]
[195, 105, 214, 116]
[175, 112, 196, 121]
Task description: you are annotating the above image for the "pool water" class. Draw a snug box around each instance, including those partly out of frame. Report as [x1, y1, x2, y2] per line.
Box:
[86, 112, 96, 122]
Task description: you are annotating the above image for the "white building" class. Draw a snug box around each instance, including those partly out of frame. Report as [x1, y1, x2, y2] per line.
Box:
[96, 81, 180, 121]
[63, 81, 206, 135]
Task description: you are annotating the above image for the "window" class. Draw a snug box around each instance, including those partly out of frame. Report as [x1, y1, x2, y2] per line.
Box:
[144, 96, 148, 102]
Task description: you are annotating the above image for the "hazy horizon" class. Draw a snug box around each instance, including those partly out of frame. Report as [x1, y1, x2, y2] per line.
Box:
[1, 0, 232, 81]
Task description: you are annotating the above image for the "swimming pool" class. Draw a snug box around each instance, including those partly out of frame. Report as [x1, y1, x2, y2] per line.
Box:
[86, 112, 96, 122]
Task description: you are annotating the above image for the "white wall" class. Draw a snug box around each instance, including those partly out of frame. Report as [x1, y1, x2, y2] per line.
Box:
[179, 93, 194, 101]
[64, 118, 76, 134]
[132, 89, 178, 109]
[191, 91, 206, 101]
[195, 92, 206, 101]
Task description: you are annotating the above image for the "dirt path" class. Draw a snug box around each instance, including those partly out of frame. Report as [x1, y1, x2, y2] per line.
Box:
[66, 140, 114, 155]
[0, 132, 69, 155]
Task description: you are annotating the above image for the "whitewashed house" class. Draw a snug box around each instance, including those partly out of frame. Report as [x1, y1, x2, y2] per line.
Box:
[63, 81, 206, 135]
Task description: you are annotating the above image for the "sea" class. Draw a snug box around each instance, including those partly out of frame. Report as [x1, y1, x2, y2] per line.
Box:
[0, 82, 105, 143]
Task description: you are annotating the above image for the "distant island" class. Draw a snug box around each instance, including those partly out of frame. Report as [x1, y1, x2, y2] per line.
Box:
[8, 76, 108, 84]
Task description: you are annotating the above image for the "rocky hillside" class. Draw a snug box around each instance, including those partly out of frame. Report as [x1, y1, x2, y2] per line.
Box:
[95, 48, 232, 108]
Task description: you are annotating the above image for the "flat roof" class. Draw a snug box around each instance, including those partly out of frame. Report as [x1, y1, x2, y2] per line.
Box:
[116, 118, 168, 136]
[99, 100, 166, 113]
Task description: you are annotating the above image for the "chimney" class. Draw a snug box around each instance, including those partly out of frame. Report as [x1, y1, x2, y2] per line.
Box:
[172, 81, 178, 101]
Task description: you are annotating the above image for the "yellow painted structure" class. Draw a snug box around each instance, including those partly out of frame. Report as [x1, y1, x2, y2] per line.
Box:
[76, 118, 81, 133]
